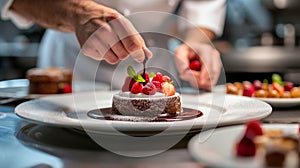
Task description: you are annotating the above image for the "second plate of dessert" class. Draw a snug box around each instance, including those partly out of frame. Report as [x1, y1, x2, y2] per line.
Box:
[188, 123, 299, 168]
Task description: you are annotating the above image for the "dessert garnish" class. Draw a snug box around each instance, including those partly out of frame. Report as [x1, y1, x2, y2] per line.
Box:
[122, 66, 176, 96]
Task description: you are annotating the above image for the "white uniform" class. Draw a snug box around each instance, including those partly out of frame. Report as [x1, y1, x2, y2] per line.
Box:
[1, 0, 226, 89]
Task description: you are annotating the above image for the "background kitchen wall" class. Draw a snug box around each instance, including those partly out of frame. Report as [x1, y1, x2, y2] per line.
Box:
[0, 0, 299, 83]
[217, 0, 300, 84]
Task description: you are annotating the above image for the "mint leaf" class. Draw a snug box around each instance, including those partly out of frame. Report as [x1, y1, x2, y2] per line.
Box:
[135, 75, 146, 83]
[149, 72, 155, 78]
[272, 73, 283, 85]
[127, 66, 137, 79]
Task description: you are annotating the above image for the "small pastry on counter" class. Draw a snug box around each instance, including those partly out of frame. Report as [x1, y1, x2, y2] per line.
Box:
[26, 67, 72, 94]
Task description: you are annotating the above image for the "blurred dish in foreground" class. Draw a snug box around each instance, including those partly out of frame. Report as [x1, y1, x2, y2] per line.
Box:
[188, 124, 299, 168]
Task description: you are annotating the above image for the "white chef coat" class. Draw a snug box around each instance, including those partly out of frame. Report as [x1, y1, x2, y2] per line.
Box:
[1, 0, 226, 89]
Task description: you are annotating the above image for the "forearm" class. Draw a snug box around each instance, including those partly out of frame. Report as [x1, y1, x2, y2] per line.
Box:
[10, 0, 119, 32]
[184, 27, 216, 45]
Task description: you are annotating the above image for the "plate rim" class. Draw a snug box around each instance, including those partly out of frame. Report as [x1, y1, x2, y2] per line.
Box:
[14, 91, 272, 134]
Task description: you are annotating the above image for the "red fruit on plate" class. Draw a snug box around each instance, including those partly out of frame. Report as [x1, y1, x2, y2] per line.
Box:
[272, 82, 284, 94]
[236, 136, 256, 157]
[189, 60, 201, 71]
[152, 72, 163, 83]
[244, 120, 263, 139]
[121, 76, 135, 92]
[162, 75, 172, 82]
[152, 81, 162, 91]
[59, 83, 72, 93]
[130, 82, 143, 94]
[61, 84, 72, 93]
[243, 85, 255, 97]
[253, 80, 262, 90]
[161, 82, 176, 96]
[142, 82, 157, 95]
[284, 82, 294, 92]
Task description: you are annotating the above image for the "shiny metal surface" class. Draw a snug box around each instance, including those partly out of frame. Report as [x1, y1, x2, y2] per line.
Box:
[222, 46, 300, 73]
[1, 100, 300, 167]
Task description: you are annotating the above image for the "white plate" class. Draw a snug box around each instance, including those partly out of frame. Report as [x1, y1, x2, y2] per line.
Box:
[188, 124, 298, 168]
[15, 91, 272, 135]
[256, 97, 300, 108]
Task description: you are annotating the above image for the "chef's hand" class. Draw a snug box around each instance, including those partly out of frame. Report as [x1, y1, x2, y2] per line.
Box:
[74, 1, 152, 64]
[10, 0, 151, 64]
[174, 43, 221, 90]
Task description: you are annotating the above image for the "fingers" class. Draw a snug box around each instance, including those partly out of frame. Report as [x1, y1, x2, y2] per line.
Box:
[79, 15, 151, 64]
[110, 16, 149, 62]
[174, 45, 190, 75]
[97, 24, 129, 60]
[175, 44, 222, 90]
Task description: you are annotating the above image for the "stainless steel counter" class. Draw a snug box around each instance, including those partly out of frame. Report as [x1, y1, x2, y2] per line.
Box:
[1, 100, 300, 168]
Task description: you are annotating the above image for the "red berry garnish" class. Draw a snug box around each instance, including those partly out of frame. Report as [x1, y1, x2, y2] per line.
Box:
[244, 120, 263, 139]
[236, 136, 256, 157]
[189, 60, 201, 71]
[61, 84, 72, 93]
[152, 81, 162, 92]
[253, 80, 262, 90]
[142, 82, 157, 95]
[152, 72, 163, 83]
[122, 76, 135, 92]
[243, 85, 255, 97]
[140, 72, 150, 83]
[284, 82, 294, 92]
[162, 75, 171, 82]
[130, 82, 143, 94]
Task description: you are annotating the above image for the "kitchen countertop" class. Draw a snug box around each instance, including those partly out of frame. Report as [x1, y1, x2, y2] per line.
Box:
[1, 100, 299, 168]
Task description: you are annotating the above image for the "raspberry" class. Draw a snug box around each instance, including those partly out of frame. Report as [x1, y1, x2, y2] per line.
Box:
[253, 80, 262, 90]
[162, 75, 171, 82]
[284, 82, 294, 92]
[59, 83, 72, 93]
[243, 85, 255, 97]
[152, 72, 163, 83]
[236, 136, 256, 157]
[142, 82, 157, 95]
[189, 60, 201, 71]
[244, 120, 263, 139]
[152, 81, 162, 92]
[122, 76, 135, 92]
[131, 82, 143, 94]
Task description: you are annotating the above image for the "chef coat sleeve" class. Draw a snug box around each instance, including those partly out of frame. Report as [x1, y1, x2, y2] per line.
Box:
[179, 0, 226, 37]
[1, 0, 34, 28]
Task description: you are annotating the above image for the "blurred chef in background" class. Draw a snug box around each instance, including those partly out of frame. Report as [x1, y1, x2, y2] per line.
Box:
[1, 0, 225, 90]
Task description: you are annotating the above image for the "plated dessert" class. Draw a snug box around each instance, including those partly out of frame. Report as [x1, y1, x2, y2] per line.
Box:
[235, 120, 300, 167]
[26, 67, 72, 94]
[112, 66, 182, 117]
[226, 74, 300, 98]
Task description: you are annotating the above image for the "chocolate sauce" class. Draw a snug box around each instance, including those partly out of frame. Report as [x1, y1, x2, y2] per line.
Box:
[87, 107, 203, 122]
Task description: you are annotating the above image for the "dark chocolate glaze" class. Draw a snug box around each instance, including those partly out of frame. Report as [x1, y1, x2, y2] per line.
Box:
[87, 107, 203, 122]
